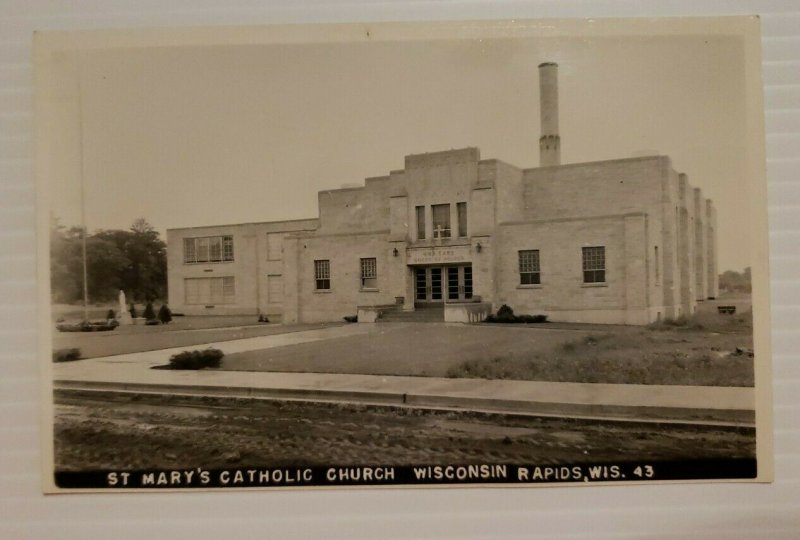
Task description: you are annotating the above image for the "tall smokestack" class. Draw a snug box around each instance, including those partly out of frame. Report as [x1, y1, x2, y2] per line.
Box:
[538, 62, 560, 167]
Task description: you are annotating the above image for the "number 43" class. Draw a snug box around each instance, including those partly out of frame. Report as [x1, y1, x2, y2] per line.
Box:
[633, 465, 654, 478]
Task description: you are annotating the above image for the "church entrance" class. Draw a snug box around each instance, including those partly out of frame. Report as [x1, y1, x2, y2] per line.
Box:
[414, 265, 472, 305]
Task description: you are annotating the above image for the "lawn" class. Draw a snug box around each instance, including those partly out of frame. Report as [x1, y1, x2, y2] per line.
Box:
[220, 310, 755, 387]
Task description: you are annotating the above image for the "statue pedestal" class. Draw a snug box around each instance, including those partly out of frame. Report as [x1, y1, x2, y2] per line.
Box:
[118, 312, 133, 325]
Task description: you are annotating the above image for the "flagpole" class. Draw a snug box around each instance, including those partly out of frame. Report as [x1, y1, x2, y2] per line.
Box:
[77, 52, 89, 322]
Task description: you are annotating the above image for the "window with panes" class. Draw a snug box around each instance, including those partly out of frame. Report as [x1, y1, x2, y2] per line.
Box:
[183, 236, 234, 263]
[314, 260, 331, 290]
[518, 250, 541, 285]
[360, 258, 377, 289]
[582, 246, 606, 283]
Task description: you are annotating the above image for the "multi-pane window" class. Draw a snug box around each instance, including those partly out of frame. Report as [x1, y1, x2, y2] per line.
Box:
[360, 257, 377, 289]
[582, 246, 606, 283]
[432, 204, 451, 238]
[457, 202, 467, 237]
[416, 206, 425, 240]
[518, 250, 541, 285]
[314, 260, 331, 290]
[184, 277, 235, 304]
[183, 236, 234, 263]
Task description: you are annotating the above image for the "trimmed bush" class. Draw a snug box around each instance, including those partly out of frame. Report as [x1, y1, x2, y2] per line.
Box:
[129, 303, 137, 318]
[53, 348, 81, 362]
[343, 315, 358, 323]
[143, 301, 156, 320]
[496, 304, 515, 321]
[168, 348, 224, 370]
[485, 304, 547, 324]
[258, 314, 270, 323]
[158, 304, 173, 324]
[106, 309, 116, 320]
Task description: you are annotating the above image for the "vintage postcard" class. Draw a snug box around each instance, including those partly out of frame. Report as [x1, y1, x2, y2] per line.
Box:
[35, 16, 772, 491]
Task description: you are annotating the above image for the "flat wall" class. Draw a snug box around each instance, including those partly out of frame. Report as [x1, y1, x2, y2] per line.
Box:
[495, 214, 651, 325]
[167, 219, 317, 316]
[283, 232, 399, 323]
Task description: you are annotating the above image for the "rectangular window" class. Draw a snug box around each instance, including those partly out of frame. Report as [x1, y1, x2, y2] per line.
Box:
[183, 235, 234, 263]
[196, 237, 209, 262]
[432, 204, 451, 238]
[582, 246, 606, 283]
[183, 238, 196, 263]
[209, 236, 222, 262]
[415, 206, 425, 240]
[222, 236, 234, 261]
[360, 257, 377, 289]
[457, 202, 467, 237]
[519, 250, 541, 285]
[654, 246, 660, 285]
[314, 260, 331, 290]
[184, 277, 235, 304]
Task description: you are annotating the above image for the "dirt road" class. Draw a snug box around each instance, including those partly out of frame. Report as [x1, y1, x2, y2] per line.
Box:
[54, 391, 755, 471]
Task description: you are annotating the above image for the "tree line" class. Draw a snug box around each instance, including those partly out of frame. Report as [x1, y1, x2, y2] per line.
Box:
[50, 217, 167, 304]
[719, 267, 751, 294]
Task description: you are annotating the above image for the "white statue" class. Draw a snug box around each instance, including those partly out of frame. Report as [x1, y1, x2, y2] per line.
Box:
[117, 289, 133, 325]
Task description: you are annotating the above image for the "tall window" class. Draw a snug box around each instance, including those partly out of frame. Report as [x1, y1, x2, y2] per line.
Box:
[457, 202, 467, 237]
[519, 250, 541, 285]
[183, 236, 234, 263]
[415, 206, 425, 240]
[360, 257, 377, 289]
[654, 246, 660, 285]
[582, 246, 606, 283]
[432, 204, 451, 238]
[314, 260, 331, 290]
[184, 277, 235, 304]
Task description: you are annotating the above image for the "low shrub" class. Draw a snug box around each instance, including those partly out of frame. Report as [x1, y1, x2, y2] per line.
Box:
[129, 303, 138, 318]
[106, 309, 116, 320]
[53, 348, 81, 362]
[167, 348, 224, 370]
[145, 318, 160, 326]
[485, 304, 547, 324]
[258, 314, 270, 323]
[343, 315, 358, 323]
[143, 302, 156, 320]
[158, 304, 173, 324]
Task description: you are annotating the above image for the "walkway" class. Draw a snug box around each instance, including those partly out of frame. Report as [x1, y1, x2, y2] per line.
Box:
[52, 324, 756, 427]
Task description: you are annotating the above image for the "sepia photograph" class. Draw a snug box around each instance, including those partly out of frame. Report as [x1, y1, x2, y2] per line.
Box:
[35, 16, 771, 491]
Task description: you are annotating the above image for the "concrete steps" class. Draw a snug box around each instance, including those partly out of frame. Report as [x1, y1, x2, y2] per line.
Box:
[379, 306, 444, 322]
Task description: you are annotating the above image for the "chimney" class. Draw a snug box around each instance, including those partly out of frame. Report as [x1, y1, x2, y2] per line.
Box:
[538, 62, 560, 167]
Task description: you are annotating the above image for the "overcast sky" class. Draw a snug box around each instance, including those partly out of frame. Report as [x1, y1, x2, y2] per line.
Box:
[45, 28, 753, 272]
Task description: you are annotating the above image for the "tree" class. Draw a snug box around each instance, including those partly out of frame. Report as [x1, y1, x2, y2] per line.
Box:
[158, 304, 172, 324]
[50, 217, 168, 305]
[143, 301, 156, 320]
[719, 267, 751, 294]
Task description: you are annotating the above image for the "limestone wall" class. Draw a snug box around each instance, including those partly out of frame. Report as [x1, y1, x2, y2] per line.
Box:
[282, 232, 398, 324]
[494, 213, 650, 324]
[166, 219, 317, 316]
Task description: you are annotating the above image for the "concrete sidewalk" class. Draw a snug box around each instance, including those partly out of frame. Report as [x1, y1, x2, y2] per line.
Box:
[52, 325, 756, 427]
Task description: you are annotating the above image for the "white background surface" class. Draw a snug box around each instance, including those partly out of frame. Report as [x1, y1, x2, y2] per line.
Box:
[1, 1, 798, 538]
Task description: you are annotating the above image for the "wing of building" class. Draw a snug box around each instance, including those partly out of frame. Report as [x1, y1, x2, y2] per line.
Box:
[166, 63, 718, 325]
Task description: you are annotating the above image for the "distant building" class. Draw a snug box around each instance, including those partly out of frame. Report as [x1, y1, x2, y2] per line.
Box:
[167, 63, 718, 324]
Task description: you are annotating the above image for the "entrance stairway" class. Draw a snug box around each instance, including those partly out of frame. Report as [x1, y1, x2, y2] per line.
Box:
[378, 304, 444, 322]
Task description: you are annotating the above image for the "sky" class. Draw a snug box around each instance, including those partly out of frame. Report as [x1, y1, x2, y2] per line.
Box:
[44, 27, 754, 272]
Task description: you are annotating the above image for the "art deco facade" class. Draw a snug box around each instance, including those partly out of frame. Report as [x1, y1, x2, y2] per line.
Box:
[167, 63, 718, 325]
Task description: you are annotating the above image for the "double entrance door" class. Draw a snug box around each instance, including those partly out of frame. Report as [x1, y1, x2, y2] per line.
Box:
[415, 265, 472, 304]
